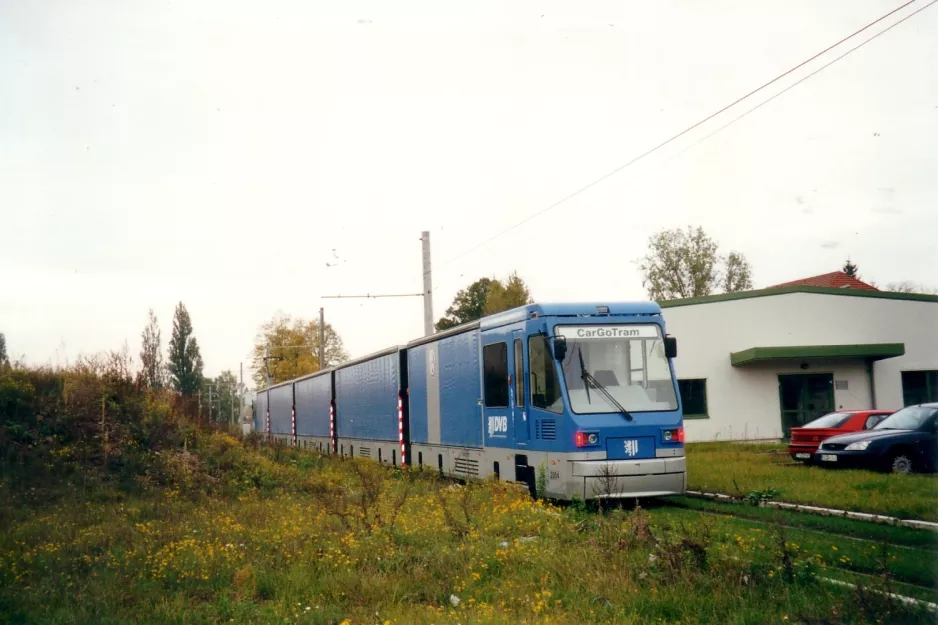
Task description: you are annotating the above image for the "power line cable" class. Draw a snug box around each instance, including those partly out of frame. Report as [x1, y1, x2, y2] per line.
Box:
[428, 0, 924, 280]
[665, 0, 936, 162]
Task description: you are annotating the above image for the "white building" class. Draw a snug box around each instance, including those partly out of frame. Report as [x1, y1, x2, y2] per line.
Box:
[660, 273, 938, 442]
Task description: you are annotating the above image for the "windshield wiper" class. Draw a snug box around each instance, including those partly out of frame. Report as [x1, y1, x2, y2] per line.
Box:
[584, 373, 633, 421]
[576, 353, 633, 421]
[575, 345, 633, 420]
[577, 348, 592, 405]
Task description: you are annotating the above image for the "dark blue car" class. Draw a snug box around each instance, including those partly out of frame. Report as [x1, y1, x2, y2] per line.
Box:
[814, 403, 938, 474]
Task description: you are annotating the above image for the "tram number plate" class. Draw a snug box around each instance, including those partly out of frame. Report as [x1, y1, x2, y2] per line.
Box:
[820, 454, 837, 462]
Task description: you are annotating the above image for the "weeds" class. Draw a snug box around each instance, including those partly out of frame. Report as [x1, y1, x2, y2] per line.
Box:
[648, 518, 712, 582]
[536, 460, 548, 499]
[775, 524, 796, 582]
[432, 474, 480, 539]
[589, 503, 656, 563]
[3, 437, 933, 624]
[591, 462, 620, 507]
[743, 487, 783, 506]
[2, 365, 934, 624]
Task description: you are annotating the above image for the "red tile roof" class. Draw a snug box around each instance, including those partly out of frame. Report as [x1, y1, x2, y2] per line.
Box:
[768, 271, 878, 291]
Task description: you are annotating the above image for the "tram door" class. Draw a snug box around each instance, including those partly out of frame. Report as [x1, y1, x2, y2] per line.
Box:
[512, 331, 529, 445]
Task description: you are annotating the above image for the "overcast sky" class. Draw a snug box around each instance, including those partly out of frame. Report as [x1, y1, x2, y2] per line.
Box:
[2, 0, 936, 383]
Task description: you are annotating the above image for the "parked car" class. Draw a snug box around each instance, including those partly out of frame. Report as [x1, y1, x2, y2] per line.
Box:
[789, 410, 893, 463]
[814, 403, 938, 474]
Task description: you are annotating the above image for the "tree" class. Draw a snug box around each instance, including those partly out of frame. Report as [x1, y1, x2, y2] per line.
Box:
[884, 281, 938, 295]
[0, 333, 7, 367]
[638, 226, 753, 301]
[483, 272, 533, 316]
[843, 259, 859, 278]
[139, 309, 164, 389]
[251, 313, 348, 388]
[209, 370, 240, 422]
[167, 302, 204, 397]
[722, 252, 754, 293]
[435, 273, 534, 331]
[435, 278, 495, 331]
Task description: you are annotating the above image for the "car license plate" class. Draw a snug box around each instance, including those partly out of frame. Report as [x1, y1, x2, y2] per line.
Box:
[821, 454, 837, 462]
[795, 453, 810, 459]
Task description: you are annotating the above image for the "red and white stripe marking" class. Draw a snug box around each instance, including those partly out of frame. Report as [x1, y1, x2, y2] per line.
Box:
[397, 395, 406, 467]
[329, 402, 336, 454]
[265, 409, 270, 440]
[291, 405, 297, 447]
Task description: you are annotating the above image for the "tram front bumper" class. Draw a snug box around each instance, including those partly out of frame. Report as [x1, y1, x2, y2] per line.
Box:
[569, 456, 686, 499]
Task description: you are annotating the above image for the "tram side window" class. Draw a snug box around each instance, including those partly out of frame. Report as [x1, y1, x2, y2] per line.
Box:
[528, 335, 562, 414]
[514, 339, 524, 408]
[484, 342, 509, 407]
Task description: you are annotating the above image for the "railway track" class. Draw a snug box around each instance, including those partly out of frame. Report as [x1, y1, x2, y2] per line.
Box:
[656, 496, 938, 550]
[650, 494, 938, 606]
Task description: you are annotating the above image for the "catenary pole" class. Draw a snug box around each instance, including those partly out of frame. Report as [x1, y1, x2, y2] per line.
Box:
[421, 231, 433, 336]
[321, 231, 436, 336]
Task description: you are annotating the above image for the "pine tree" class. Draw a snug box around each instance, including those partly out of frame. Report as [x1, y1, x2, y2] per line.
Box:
[168, 302, 203, 397]
[843, 259, 859, 278]
[140, 309, 164, 389]
[0, 332, 7, 366]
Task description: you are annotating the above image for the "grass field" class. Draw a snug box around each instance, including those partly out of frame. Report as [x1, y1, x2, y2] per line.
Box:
[685, 442, 938, 521]
[2, 433, 936, 625]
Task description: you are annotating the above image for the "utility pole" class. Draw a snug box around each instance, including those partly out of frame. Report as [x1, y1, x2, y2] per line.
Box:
[322, 232, 434, 335]
[421, 230, 433, 336]
[264, 343, 272, 388]
[318, 307, 326, 370]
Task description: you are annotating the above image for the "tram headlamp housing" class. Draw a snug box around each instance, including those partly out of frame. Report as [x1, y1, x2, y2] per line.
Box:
[662, 427, 685, 443]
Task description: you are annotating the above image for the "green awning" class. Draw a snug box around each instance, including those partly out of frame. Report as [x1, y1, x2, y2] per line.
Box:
[730, 343, 905, 366]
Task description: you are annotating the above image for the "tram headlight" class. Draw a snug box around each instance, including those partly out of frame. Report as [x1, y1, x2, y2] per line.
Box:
[663, 427, 685, 443]
[575, 431, 600, 447]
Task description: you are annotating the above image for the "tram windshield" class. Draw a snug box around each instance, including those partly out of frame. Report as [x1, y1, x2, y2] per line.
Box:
[555, 324, 678, 415]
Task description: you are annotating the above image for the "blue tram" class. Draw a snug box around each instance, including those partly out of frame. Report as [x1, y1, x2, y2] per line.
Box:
[255, 302, 685, 500]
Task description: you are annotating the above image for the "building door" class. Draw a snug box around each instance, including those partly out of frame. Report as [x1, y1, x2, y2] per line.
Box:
[778, 373, 834, 437]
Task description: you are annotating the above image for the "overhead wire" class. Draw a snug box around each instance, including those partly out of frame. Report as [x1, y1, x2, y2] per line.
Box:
[426, 0, 928, 287]
[665, 0, 937, 163]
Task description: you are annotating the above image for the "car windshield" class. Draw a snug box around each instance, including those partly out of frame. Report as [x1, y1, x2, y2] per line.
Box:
[803, 412, 853, 429]
[555, 324, 678, 414]
[873, 406, 938, 430]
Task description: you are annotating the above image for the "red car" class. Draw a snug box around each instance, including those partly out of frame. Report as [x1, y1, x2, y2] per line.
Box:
[789, 410, 894, 463]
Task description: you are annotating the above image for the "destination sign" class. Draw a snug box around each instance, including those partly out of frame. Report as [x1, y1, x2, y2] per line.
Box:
[556, 324, 661, 340]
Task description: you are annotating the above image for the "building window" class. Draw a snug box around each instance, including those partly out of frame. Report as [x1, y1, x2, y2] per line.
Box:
[901, 370, 938, 406]
[483, 342, 509, 407]
[678, 379, 708, 418]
